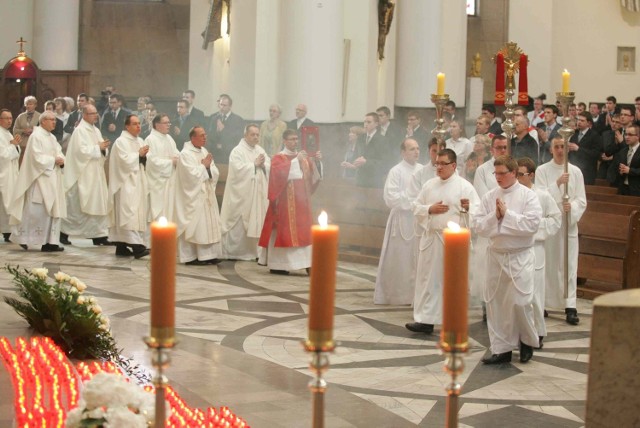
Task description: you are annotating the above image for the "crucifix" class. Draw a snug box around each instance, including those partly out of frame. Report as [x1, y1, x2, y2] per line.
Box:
[16, 37, 27, 55]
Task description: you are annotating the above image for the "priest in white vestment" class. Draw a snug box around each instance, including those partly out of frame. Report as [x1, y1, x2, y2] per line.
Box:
[0, 109, 21, 243]
[61, 104, 111, 246]
[145, 114, 179, 221]
[407, 138, 438, 199]
[474, 155, 542, 364]
[535, 137, 587, 326]
[166, 126, 222, 265]
[9, 112, 67, 252]
[406, 148, 480, 334]
[220, 124, 270, 260]
[516, 157, 561, 347]
[107, 115, 150, 259]
[374, 139, 421, 305]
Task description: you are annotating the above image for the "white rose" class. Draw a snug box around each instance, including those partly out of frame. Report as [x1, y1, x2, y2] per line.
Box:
[76, 281, 87, 293]
[99, 324, 109, 332]
[32, 268, 48, 280]
[77, 296, 86, 305]
[54, 271, 68, 282]
[89, 297, 96, 304]
[92, 305, 102, 314]
[100, 315, 109, 325]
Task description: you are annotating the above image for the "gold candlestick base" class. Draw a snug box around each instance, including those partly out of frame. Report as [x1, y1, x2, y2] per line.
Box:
[439, 336, 468, 428]
[145, 335, 176, 428]
[303, 340, 336, 428]
[431, 93, 451, 147]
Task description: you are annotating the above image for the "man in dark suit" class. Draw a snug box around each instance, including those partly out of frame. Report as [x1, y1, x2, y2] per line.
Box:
[483, 104, 503, 135]
[405, 110, 430, 164]
[64, 93, 89, 135]
[376, 106, 402, 169]
[171, 99, 201, 150]
[354, 112, 388, 188]
[287, 104, 314, 136]
[595, 95, 619, 134]
[568, 112, 602, 185]
[182, 90, 206, 124]
[537, 105, 562, 164]
[207, 94, 244, 163]
[100, 93, 128, 142]
[608, 124, 640, 196]
[600, 113, 623, 180]
[511, 116, 539, 165]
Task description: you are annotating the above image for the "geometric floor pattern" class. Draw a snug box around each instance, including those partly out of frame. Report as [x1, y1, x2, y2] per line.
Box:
[0, 238, 589, 427]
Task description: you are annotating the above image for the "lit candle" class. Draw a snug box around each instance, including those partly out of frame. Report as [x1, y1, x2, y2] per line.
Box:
[150, 217, 177, 338]
[308, 211, 339, 348]
[437, 72, 446, 95]
[442, 221, 470, 345]
[562, 69, 570, 93]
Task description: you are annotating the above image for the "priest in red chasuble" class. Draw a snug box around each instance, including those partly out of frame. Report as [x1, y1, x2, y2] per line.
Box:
[258, 129, 322, 274]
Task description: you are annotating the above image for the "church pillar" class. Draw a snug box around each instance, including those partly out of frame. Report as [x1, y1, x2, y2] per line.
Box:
[32, 0, 80, 70]
[395, 0, 467, 107]
[279, 0, 344, 123]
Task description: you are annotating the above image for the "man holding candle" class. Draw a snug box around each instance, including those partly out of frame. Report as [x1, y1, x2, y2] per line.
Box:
[258, 129, 321, 274]
[374, 138, 421, 305]
[407, 149, 479, 334]
[167, 126, 222, 265]
[474, 155, 542, 364]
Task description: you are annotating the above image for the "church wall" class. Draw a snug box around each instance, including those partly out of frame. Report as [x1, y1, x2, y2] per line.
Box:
[188, 0, 216, 115]
[0, 0, 34, 64]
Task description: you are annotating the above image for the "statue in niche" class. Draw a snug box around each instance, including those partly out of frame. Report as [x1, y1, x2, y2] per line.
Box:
[201, 0, 231, 49]
[378, 0, 395, 61]
[470, 53, 482, 77]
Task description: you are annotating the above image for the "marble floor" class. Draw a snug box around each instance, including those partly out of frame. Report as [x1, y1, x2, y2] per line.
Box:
[0, 238, 591, 427]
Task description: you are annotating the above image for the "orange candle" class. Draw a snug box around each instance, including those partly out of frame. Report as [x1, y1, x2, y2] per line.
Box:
[562, 69, 570, 92]
[436, 72, 446, 95]
[150, 217, 177, 332]
[442, 221, 470, 343]
[308, 211, 339, 346]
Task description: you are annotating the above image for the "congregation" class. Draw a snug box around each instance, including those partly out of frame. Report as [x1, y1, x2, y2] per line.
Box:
[1, 88, 639, 367]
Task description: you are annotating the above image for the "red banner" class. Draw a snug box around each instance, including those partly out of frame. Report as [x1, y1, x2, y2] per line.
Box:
[495, 53, 505, 106]
[518, 54, 528, 105]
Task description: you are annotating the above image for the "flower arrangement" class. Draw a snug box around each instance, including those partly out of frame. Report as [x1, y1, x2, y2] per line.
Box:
[3, 265, 118, 360]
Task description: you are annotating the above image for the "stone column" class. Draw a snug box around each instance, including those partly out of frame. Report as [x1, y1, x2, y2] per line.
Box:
[32, 0, 80, 70]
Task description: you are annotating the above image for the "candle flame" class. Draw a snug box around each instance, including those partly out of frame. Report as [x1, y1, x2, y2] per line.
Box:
[318, 211, 328, 228]
[563, 68, 568, 73]
[447, 221, 461, 232]
[158, 216, 168, 227]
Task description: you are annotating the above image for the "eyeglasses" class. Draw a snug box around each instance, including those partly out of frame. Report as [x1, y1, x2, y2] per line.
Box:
[493, 171, 512, 176]
[516, 172, 530, 177]
[160, 121, 171, 125]
[435, 161, 454, 167]
[626, 133, 638, 137]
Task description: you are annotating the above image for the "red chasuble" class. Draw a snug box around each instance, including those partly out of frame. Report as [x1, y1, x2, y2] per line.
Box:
[258, 153, 320, 248]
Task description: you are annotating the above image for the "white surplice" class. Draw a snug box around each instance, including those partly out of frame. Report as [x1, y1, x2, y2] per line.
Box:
[407, 162, 437, 199]
[445, 137, 473, 176]
[535, 161, 587, 309]
[220, 139, 270, 260]
[9, 126, 66, 246]
[411, 173, 480, 324]
[374, 160, 421, 305]
[167, 141, 221, 263]
[473, 182, 542, 354]
[107, 130, 149, 245]
[0, 127, 20, 233]
[145, 129, 179, 221]
[61, 119, 109, 238]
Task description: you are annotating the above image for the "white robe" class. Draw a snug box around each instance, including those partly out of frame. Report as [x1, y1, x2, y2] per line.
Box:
[411, 173, 480, 324]
[167, 141, 221, 263]
[9, 125, 66, 246]
[531, 186, 562, 337]
[407, 162, 437, 199]
[445, 137, 473, 176]
[108, 130, 148, 245]
[0, 127, 20, 233]
[374, 160, 421, 305]
[473, 157, 498, 200]
[145, 129, 179, 221]
[219, 139, 270, 260]
[473, 182, 542, 354]
[535, 161, 587, 309]
[61, 119, 109, 238]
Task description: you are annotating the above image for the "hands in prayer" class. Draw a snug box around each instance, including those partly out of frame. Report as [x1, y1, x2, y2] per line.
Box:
[619, 163, 630, 175]
[353, 156, 366, 167]
[173, 125, 181, 135]
[615, 130, 624, 144]
[55, 156, 65, 167]
[202, 153, 213, 168]
[99, 139, 110, 151]
[216, 119, 225, 132]
[255, 153, 266, 168]
[495, 198, 506, 220]
[11, 134, 21, 146]
[429, 201, 449, 215]
[172, 155, 179, 166]
[139, 145, 149, 157]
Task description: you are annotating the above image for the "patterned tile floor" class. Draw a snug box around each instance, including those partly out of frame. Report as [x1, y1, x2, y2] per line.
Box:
[0, 239, 590, 427]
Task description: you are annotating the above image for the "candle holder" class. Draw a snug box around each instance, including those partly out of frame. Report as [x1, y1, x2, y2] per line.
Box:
[145, 333, 176, 428]
[431, 93, 450, 148]
[303, 339, 336, 428]
[556, 91, 576, 300]
[439, 333, 468, 428]
[501, 88, 516, 150]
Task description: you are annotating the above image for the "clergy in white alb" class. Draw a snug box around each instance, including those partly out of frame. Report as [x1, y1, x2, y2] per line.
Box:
[406, 149, 480, 334]
[407, 138, 438, 199]
[9, 112, 67, 251]
[473, 135, 508, 200]
[107, 115, 150, 259]
[61, 104, 111, 245]
[0, 109, 20, 242]
[220, 124, 270, 260]
[145, 114, 179, 221]
[516, 157, 561, 344]
[374, 139, 421, 305]
[474, 155, 541, 364]
[445, 121, 473, 177]
[535, 137, 587, 325]
[166, 126, 222, 265]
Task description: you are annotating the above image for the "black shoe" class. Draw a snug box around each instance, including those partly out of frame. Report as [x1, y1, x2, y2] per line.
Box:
[115, 244, 134, 257]
[59, 233, 72, 245]
[41, 244, 64, 252]
[203, 258, 221, 265]
[405, 322, 434, 334]
[3, 233, 10, 243]
[543, 309, 549, 318]
[537, 336, 544, 350]
[185, 259, 208, 266]
[565, 308, 580, 325]
[482, 351, 512, 364]
[269, 269, 290, 275]
[306, 267, 311, 276]
[519, 341, 533, 363]
[133, 249, 150, 259]
[92, 237, 113, 246]
[19, 244, 28, 251]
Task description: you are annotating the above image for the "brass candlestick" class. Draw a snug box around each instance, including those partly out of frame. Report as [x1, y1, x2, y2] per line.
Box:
[431, 93, 450, 148]
[145, 334, 176, 428]
[440, 333, 468, 427]
[556, 91, 576, 299]
[303, 340, 336, 428]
